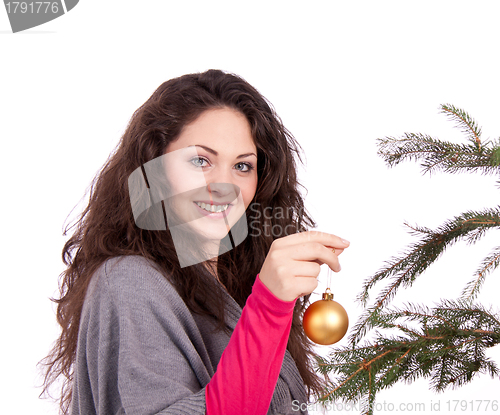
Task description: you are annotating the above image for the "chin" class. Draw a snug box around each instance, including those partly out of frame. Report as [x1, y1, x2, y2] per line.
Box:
[196, 222, 230, 241]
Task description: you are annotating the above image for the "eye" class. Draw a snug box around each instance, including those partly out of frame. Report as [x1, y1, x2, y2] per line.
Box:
[235, 162, 254, 172]
[190, 157, 210, 168]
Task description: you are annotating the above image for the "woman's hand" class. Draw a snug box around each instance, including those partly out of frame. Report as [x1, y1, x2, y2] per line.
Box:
[258, 231, 350, 302]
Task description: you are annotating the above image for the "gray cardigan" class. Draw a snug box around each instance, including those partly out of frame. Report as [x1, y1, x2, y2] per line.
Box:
[70, 256, 309, 414]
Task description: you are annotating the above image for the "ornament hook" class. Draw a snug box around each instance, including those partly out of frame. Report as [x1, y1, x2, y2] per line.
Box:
[322, 287, 334, 301]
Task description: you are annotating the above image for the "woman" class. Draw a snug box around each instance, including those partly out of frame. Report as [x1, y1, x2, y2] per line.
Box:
[41, 69, 350, 414]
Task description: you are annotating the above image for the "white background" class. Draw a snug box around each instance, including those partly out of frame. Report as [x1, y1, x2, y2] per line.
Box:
[1, 1, 499, 414]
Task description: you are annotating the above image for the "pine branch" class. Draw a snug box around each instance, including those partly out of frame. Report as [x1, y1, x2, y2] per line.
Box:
[315, 302, 500, 415]
[377, 134, 499, 176]
[318, 105, 500, 414]
[377, 104, 500, 177]
[461, 245, 500, 300]
[436, 299, 500, 332]
[440, 103, 482, 151]
[353, 208, 500, 344]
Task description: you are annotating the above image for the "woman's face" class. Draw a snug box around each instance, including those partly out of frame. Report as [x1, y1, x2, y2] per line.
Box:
[164, 107, 258, 242]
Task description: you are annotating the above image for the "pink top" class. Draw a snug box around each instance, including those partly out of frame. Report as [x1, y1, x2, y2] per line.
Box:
[205, 274, 297, 415]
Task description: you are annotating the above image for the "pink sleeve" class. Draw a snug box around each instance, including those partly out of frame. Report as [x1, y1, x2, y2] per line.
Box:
[205, 274, 297, 415]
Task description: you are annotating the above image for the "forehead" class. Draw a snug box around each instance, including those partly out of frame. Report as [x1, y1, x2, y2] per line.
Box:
[166, 107, 256, 153]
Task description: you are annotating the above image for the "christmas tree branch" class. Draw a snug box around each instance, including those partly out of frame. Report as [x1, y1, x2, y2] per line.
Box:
[440, 103, 482, 151]
[377, 134, 500, 176]
[461, 245, 500, 300]
[377, 104, 500, 176]
[353, 208, 500, 344]
[318, 104, 500, 414]
[315, 303, 500, 415]
[379, 134, 471, 171]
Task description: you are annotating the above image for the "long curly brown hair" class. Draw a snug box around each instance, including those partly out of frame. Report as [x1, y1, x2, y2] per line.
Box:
[40, 69, 323, 414]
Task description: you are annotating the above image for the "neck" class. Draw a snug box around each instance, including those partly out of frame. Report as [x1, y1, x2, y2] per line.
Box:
[203, 257, 229, 291]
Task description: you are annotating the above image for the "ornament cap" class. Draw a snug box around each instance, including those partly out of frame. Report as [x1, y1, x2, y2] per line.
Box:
[322, 288, 334, 301]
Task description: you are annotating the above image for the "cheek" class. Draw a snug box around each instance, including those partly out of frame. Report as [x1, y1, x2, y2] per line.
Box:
[240, 175, 258, 206]
[165, 162, 207, 195]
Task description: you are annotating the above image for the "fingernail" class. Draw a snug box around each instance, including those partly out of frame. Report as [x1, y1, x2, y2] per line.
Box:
[341, 238, 350, 245]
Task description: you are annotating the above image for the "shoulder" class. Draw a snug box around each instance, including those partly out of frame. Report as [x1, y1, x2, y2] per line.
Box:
[103, 255, 167, 288]
[86, 255, 184, 313]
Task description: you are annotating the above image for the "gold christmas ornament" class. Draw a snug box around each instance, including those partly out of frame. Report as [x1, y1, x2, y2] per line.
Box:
[303, 288, 349, 345]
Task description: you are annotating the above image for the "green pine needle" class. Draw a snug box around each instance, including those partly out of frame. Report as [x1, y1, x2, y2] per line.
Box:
[314, 303, 500, 415]
[316, 105, 500, 414]
[440, 103, 482, 150]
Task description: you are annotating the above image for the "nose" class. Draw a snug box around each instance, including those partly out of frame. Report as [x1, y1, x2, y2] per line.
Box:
[207, 182, 240, 202]
[204, 165, 240, 203]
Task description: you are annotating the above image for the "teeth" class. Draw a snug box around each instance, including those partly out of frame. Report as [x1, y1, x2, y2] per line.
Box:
[196, 202, 229, 213]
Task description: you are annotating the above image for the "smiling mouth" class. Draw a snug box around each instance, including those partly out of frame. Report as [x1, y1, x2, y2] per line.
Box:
[195, 201, 230, 213]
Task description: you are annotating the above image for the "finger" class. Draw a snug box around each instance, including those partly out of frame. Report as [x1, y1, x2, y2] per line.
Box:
[293, 275, 320, 298]
[311, 248, 345, 266]
[326, 246, 345, 256]
[274, 230, 350, 250]
[288, 242, 342, 272]
[270, 262, 320, 301]
[290, 260, 322, 279]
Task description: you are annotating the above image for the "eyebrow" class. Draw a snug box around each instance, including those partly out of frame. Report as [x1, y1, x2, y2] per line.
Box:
[191, 144, 257, 159]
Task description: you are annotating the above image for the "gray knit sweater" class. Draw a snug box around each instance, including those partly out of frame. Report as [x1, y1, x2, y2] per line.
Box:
[70, 256, 309, 415]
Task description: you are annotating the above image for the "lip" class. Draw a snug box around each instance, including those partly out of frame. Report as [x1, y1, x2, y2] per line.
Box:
[193, 201, 233, 219]
[194, 200, 234, 205]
